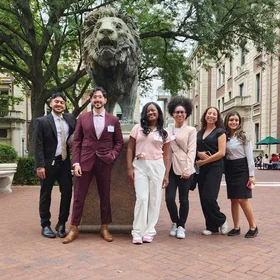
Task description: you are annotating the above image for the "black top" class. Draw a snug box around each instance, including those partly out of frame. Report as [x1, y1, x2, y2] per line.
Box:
[197, 127, 225, 166]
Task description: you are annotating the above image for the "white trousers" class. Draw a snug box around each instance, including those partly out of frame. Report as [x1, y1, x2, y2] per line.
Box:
[131, 158, 165, 238]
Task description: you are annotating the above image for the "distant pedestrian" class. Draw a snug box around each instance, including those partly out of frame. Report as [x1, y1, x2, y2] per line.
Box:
[224, 111, 258, 238]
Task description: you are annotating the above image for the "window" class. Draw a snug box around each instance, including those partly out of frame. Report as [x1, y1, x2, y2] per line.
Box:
[0, 129, 8, 138]
[256, 73, 260, 102]
[218, 65, 225, 86]
[229, 59, 233, 76]
[218, 100, 220, 111]
[228, 91, 232, 100]
[255, 123, 260, 148]
[241, 47, 246, 65]
[222, 97, 224, 111]
[0, 90, 9, 115]
[239, 83, 244, 97]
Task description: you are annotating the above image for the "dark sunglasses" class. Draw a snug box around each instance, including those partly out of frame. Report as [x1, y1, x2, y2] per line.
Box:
[174, 110, 186, 115]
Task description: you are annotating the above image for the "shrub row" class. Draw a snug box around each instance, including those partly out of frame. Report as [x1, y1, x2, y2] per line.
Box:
[13, 157, 40, 185]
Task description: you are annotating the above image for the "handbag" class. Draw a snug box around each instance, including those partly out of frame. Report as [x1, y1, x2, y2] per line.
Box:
[189, 163, 199, 191]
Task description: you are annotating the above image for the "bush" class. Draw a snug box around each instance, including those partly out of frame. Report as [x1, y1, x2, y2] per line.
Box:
[13, 157, 40, 185]
[0, 144, 18, 163]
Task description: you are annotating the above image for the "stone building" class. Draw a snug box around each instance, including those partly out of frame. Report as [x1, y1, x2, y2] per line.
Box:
[185, 44, 280, 156]
[0, 73, 30, 157]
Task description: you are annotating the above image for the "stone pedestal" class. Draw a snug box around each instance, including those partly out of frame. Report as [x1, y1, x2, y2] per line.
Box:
[0, 163, 17, 194]
[79, 134, 135, 233]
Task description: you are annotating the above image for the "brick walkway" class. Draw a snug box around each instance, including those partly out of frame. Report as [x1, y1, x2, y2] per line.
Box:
[0, 169, 280, 279]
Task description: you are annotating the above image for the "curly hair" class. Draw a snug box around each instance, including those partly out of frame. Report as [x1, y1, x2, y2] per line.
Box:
[140, 102, 168, 142]
[200, 107, 224, 130]
[224, 111, 247, 144]
[167, 96, 193, 119]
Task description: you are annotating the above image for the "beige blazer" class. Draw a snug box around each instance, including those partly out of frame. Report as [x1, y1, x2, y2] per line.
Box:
[167, 123, 197, 176]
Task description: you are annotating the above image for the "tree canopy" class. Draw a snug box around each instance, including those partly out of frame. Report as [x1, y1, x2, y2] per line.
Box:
[0, 0, 280, 151]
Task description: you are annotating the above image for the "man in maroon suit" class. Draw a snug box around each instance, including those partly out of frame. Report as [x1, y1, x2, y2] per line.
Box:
[63, 87, 123, 243]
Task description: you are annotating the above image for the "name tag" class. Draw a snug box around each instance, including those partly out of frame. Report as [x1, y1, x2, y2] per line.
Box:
[108, 125, 114, 132]
[154, 135, 163, 142]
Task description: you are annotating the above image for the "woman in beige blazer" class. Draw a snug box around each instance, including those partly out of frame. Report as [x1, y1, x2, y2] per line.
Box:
[165, 97, 197, 239]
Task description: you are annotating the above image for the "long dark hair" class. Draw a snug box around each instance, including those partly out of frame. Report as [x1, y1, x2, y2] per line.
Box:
[224, 111, 247, 144]
[140, 102, 168, 142]
[200, 107, 224, 130]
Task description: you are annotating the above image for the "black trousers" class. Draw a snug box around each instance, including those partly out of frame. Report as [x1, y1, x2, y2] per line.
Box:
[198, 164, 226, 232]
[39, 157, 72, 227]
[165, 167, 191, 228]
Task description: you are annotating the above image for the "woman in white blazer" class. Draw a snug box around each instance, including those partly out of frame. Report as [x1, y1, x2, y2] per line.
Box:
[165, 97, 197, 239]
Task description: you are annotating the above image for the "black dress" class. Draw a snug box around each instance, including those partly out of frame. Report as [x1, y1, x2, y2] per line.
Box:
[197, 128, 226, 232]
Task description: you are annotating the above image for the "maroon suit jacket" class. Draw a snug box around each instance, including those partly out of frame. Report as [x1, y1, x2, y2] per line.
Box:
[72, 111, 124, 171]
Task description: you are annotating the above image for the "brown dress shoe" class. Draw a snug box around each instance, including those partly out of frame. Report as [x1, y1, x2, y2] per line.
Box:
[62, 225, 79, 244]
[100, 224, 113, 242]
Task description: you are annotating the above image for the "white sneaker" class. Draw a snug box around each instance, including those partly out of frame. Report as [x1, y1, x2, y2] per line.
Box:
[220, 220, 229, 235]
[202, 230, 219, 236]
[176, 226, 185, 239]
[169, 223, 177, 237]
[202, 230, 213, 236]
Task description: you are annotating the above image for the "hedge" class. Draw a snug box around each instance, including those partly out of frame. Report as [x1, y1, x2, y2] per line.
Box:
[13, 157, 40, 185]
[0, 144, 18, 163]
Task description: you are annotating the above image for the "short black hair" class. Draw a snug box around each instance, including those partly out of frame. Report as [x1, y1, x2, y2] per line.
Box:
[167, 96, 193, 119]
[90, 87, 107, 98]
[50, 92, 66, 102]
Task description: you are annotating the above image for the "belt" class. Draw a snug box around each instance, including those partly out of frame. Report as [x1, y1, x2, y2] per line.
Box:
[54, 155, 62, 160]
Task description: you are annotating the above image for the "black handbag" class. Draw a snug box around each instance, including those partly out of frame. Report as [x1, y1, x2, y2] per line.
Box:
[189, 163, 199, 191]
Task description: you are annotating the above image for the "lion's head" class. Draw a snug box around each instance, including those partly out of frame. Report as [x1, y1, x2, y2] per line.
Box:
[83, 7, 142, 70]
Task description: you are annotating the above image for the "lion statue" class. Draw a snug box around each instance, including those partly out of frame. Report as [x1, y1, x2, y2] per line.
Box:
[82, 7, 142, 122]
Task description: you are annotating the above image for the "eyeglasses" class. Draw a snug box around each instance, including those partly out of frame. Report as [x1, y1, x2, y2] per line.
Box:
[174, 111, 186, 115]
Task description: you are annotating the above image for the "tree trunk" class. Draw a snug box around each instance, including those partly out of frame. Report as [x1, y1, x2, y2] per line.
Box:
[27, 89, 47, 156]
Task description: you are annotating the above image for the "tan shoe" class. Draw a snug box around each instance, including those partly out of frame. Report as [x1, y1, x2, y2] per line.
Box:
[100, 224, 113, 242]
[62, 225, 79, 244]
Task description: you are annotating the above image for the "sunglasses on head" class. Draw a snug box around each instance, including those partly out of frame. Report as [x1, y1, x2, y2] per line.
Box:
[174, 110, 186, 115]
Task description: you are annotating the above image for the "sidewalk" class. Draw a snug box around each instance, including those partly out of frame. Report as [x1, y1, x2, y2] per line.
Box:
[0, 169, 280, 279]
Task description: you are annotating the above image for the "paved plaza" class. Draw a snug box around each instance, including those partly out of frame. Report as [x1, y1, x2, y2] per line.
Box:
[0, 169, 280, 279]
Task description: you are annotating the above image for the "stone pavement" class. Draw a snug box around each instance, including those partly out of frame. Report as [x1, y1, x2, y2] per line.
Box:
[0, 169, 280, 280]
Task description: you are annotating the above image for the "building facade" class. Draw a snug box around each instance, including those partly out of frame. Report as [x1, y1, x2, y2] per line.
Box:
[185, 44, 280, 156]
[0, 73, 30, 157]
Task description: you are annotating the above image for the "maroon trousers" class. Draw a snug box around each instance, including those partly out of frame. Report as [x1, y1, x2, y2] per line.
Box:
[71, 156, 112, 226]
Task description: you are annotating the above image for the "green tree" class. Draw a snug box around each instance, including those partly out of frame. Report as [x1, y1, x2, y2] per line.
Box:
[0, 0, 280, 152]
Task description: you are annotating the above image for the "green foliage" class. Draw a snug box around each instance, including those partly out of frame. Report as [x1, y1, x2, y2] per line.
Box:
[0, 0, 280, 113]
[13, 157, 40, 185]
[0, 91, 24, 112]
[0, 144, 18, 163]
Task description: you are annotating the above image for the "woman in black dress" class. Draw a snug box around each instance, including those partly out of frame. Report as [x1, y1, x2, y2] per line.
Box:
[224, 111, 258, 238]
[196, 107, 228, 235]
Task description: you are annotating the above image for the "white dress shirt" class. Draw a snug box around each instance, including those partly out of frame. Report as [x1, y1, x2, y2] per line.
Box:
[51, 112, 69, 156]
[226, 136, 255, 176]
[93, 109, 105, 139]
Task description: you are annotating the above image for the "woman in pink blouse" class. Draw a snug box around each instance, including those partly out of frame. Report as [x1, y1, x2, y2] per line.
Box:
[127, 102, 171, 244]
